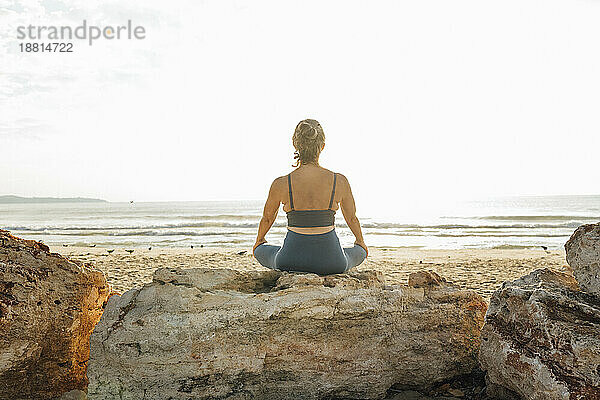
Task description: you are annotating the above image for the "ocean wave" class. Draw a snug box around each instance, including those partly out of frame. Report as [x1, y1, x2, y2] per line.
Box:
[108, 230, 250, 237]
[360, 222, 583, 229]
[458, 215, 600, 222]
[362, 232, 568, 238]
[3, 221, 266, 231]
[433, 233, 568, 238]
[17, 228, 571, 239]
[14, 230, 252, 237]
[140, 214, 262, 221]
[491, 244, 556, 250]
[5, 220, 585, 232]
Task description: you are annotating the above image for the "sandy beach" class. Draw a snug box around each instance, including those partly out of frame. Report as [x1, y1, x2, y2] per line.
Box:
[55, 245, 569, 300]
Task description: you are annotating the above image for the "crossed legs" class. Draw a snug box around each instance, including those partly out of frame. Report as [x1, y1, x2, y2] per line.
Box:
[254, 243, 366, 274]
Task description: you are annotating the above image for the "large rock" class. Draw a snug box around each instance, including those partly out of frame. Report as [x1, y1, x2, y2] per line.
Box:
[0, 230, 111, 400]
[479, 268, 600, 400]
[87, 268, 487, 400]
[566, 222, 600, 297]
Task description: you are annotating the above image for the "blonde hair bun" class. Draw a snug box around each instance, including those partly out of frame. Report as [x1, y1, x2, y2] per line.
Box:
[300, 123, 318, 139]
[292, 119, 325, 167]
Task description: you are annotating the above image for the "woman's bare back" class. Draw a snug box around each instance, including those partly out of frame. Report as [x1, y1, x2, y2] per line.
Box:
[282, 165, 339, 212]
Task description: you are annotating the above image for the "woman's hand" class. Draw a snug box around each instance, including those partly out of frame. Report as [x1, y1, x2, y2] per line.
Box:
[253, 238, 267, 255]
[355, 240, 368, 257]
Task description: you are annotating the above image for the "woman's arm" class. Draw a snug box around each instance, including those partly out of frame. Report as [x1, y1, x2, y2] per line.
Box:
[253, 178, 282, 254]
[338, 174, 368, 256]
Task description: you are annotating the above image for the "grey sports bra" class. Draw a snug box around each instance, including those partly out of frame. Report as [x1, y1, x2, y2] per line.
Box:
[286, 172, 337, 228]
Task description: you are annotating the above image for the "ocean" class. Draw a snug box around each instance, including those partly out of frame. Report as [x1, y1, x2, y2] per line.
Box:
[1, 195, 598, 250]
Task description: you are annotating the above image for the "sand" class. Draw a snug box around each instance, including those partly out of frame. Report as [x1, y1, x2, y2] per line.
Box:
[54, 245, 570, 300]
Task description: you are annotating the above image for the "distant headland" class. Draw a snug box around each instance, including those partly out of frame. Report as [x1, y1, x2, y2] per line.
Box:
[0, 195, 108, 204]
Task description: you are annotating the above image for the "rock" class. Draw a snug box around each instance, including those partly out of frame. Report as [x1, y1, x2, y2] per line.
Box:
[88, 267, 487, 400]
[408, 270, 447, 288]
[565, 222, 600, 297]
[386, 390, 431, 400]
[484, 374, 521, 400]
[479, 268, 600, 400]
[446, 388, 464, 397]
[0, 230, 110, 400]
[59, 389, 88, 400]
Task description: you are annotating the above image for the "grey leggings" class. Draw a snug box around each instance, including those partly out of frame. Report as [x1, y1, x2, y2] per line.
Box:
[254, 229, 367, 275]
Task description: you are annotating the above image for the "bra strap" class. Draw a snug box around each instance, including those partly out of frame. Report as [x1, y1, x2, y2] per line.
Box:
[287, 173, 295, 210]
[328, 172, 337, 210]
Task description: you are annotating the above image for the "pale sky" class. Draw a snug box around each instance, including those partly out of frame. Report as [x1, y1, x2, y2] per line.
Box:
[1, 0, 599, 207]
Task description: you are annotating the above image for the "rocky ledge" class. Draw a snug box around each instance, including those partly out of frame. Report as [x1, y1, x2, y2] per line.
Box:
[87, 268, 487, 399]
[0, 230, 111, 400]
[479, 222, 600, 400]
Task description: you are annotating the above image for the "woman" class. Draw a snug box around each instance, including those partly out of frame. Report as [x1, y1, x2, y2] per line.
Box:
[253, 119, 368, 275]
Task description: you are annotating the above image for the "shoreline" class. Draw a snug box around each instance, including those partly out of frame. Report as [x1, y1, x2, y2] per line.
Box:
[55, 246, 569, 300]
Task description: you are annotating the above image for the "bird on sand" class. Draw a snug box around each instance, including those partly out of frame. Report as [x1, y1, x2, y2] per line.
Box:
[107, 249, 115, 254]
[90, 244, 96, 248]
[125, 249, 134, 254]
[541, 245, 550, 254]
[63, 244, 68, 247]
[148, 247, 152, 251]
[191, 245, 194, 249]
